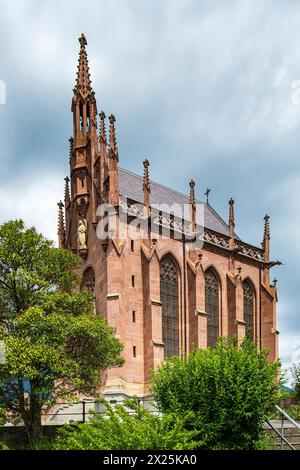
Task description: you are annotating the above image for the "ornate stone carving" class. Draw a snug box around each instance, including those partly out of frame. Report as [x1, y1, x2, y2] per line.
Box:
[119, 200, 264, 262]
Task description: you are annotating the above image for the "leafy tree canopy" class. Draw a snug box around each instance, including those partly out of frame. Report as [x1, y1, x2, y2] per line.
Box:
[0, 220, 124, 441]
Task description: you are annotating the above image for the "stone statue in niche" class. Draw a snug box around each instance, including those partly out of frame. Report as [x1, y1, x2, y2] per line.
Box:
[77, 218, 88, 250]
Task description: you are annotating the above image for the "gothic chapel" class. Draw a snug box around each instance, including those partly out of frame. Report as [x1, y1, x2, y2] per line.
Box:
[57, 34, 279, 402]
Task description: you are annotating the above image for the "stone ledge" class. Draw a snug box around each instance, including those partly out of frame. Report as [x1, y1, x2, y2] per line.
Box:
[150, 299, 162, 307]
[152, 340, 164, 347]
[235, 319, 246, 325]
[195, 310, 207, 317]
[107, 293, 119, 300]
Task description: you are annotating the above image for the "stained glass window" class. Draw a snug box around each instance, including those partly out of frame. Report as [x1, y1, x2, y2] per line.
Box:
[160, 256, 179, 358]
[243, 280, 254, 340]
[205, 269, 219, 348]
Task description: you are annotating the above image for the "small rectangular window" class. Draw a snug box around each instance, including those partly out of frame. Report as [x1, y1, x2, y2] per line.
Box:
[133, 346, 136, 358]
[131, 275, 135, 287]
[131, 240, 134, 252]
[132, 311, 136, 323]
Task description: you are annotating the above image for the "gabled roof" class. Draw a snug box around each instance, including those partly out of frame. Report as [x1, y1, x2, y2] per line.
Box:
[119, 168, 239, 239]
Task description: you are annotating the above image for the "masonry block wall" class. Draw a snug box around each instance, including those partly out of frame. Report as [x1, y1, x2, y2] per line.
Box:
[56, 34, 279, 400]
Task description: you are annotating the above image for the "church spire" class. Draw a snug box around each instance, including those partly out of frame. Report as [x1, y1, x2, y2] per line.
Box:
[72, 33, 97, 143]
[57, 201, 66, 249]
[143, 159, 150, 209]
[228, 197, 235, 249]
[189, 179, 196, 232]
[74, 33, 93, 100]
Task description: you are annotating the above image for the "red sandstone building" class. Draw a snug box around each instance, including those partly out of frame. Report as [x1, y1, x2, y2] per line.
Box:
[57, 34, 279, 402]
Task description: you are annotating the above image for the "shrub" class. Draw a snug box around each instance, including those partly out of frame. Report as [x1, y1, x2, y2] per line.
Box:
[51, 398, 202, 450]
[291, 364, 300, 402]
[151, 337, 280, 450]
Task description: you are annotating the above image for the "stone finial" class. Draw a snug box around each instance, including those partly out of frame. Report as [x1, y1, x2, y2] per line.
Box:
[99, 111, 107, 144]
[64, 176, 71, 207]
[79, 33, 87, 48]
[263, 214, 270, 262]
[74, 33, 93, 99]
[229, 197, 235, 223]
[68, 137, 74, 162]
[189, 179, 196, 232]
[108, 114, 119, 161]
[143, 159, 151, 210]
[229, 197, 235, 249]
[264, 214, 270, 240]
[189, 179, 195, 207]
[143, 159, 150, 191]
[57, 201, 66, 248]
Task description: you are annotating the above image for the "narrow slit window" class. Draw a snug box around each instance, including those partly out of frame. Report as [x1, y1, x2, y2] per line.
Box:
[131, 240, 134, 252]
[132, 311, 136, 323]
[131, 275, 135, 287]
[133, 346, 136, 358]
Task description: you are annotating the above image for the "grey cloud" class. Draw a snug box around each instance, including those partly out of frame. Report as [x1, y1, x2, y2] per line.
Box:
[0, 0, 300, 375]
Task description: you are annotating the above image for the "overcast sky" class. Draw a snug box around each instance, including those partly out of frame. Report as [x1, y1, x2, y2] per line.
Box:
[0, 0, 300, 383]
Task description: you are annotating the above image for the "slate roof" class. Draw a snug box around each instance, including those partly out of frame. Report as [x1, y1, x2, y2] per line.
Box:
[119, 168, 239, 239]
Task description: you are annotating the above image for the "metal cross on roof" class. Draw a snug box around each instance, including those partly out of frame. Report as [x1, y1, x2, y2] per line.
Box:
[204, 188, 211, 204]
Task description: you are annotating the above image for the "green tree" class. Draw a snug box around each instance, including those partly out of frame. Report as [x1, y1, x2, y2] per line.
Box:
[151, 338, 280, 450]
[51, 398, 202, 450]
[0, 220, 124, 442]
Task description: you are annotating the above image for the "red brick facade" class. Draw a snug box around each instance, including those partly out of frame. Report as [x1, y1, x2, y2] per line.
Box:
[57, 35, 279, 400]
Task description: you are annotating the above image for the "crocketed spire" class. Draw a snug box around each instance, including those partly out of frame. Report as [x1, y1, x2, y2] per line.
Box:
[74, 33, 93, 100]
[108, 114, 119, 161]
[228, 198, 235, 249]
[143, 159, 150, 209]
[189, 179, 196, 232]
[263, 214, 270, 262]
[99, 111, 107, 144]
[64, 176, 71, 208]
[57, 200, 66, 248]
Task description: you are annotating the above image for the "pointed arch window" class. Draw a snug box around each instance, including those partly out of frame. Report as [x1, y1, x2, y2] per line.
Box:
[160, 255, 179, 358]
[205, 269, 219, 348]
[243, 280, 254, 340]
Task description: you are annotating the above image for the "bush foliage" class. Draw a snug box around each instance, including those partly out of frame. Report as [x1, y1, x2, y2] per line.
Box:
[151, 338, 280, 450]
[51, 398, 202, 450]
